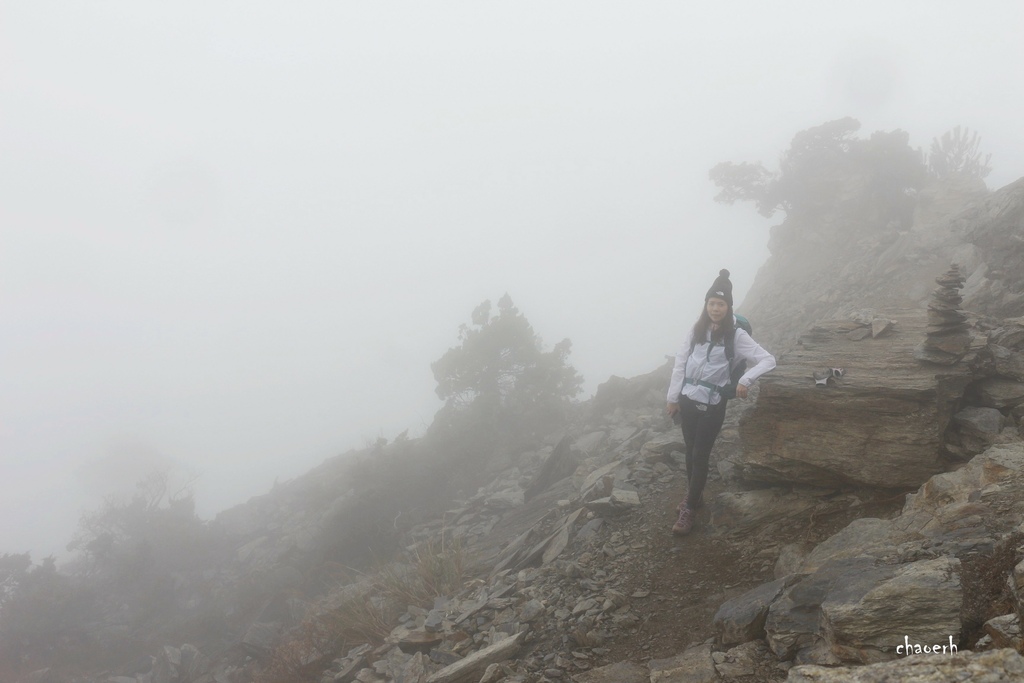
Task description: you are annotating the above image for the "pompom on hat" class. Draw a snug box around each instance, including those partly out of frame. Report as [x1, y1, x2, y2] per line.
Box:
[704, 269, 733, 307]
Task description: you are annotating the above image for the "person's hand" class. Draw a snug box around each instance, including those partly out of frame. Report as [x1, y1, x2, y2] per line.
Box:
[735, 384, 749, 399]
[666, 402, 679, 416]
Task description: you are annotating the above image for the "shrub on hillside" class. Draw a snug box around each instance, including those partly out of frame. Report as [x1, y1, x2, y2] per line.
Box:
[710, 117, 927, 226]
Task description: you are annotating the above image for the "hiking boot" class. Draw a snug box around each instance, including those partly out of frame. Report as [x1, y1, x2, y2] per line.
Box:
[672, 506, 693, 535]
[676, 495, 703, 512]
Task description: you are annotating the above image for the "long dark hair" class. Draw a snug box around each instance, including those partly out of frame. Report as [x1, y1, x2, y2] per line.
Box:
[691, 300, 734, 352]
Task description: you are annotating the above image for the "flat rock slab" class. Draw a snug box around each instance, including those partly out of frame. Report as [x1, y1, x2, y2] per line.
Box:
[648, 643, 717, 683]
[425, 632, 525, 683]
[585, 489, 641, 515]
[739, 309, 969, 489]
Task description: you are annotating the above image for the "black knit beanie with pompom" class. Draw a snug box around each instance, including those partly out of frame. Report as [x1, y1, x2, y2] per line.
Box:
[704, 269, 733, 306]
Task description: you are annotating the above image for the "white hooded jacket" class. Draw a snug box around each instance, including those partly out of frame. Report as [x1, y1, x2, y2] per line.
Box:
[667, 321, 776, 406]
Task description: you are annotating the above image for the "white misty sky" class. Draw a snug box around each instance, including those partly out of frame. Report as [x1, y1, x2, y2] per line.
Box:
[2, 1, 1022, 558]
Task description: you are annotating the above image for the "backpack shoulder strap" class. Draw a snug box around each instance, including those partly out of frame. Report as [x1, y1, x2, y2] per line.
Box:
[724, 327, 737, 364]
[688, 327, 700, 358]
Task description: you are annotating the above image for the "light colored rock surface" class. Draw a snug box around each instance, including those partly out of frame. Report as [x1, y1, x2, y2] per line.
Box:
[425, 632, 525, 683]
[775, 542, 815, 579]
[983, 613, 1022, 650]
[788, 647, 1024, 682]
[820, 557, 962, 663]
[714, 640, 767, 678]
[896, 442, 1024, 544]
[648, 643, 718, 683]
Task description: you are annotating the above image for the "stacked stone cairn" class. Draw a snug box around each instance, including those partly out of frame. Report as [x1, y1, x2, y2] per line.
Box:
[915, 264, 972, 365]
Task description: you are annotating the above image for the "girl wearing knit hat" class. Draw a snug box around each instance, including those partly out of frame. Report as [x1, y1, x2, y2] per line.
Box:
[666, 269, 776, 535]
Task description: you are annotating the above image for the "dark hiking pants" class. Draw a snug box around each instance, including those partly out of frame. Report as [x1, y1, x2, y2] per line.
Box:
[678, 395, 728, 510]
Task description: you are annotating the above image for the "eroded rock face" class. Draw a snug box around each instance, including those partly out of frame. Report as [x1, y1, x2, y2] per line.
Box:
[741, 177, 1024, 357]
[722, 442, 1024, 666]
[962, 178, 1024, 319]
[737, 311, 967, 490]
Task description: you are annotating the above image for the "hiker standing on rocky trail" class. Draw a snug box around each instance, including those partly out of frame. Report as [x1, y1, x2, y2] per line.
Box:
[666, 269, 776, 535]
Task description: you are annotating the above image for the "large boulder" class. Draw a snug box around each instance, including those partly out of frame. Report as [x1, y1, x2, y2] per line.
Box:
[765, 557, 880, 663]
[820, 556, 962, 664]
[894, 442, 1024, 548]
[764, 557, 962, 665]
[738, 311, 969, 490]
[714, 576, 797, 646]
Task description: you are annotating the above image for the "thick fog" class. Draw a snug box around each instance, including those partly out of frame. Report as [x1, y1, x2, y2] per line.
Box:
[2, 2, 1022, 558]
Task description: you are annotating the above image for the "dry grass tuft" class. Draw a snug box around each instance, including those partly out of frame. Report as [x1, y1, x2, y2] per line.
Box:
[255, 534, 471, 683]
[374, 535, 468, 607]
[960, 532, 1024, 648]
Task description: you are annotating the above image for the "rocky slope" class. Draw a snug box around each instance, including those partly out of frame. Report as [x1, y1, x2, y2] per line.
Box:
[20, 176, 1024, 683]
[740, 176, 1024, 354]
